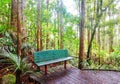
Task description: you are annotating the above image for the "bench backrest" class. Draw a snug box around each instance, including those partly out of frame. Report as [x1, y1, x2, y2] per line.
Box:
[34, 50, 68, 63]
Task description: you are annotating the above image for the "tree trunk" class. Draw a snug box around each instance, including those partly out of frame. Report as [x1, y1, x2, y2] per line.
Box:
[76, 26, 79, 56]
[108, 8, 114, 53]
[59, 0, 63, 49]
[16, 69, 22, 84]
[98, 26, 101, 65]
[46, 0, 49, 49]
[87, 29, 90, 49]
[20, 0, 26, 29]
[20, 0, 27, 43]
[57, 4, 60, 49]
[11, 0, 22, 83]
[78, 0, 85, 69]
[17, 0, 22, 57]
[87, 0, 102, 63]
[102, 12, 106, 50]
[53, 18, 56, 49]
[118, 25, 120, 46]
[11, 0, 17, 29]
[102, 27, 105, 50]
[37, 0, 42, 51]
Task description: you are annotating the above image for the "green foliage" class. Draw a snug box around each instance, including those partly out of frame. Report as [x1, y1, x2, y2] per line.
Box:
[0, 32, 16, 53]
[0, 50, 41, 83]
[0, 0, 11, 33]
[110, 46, 120, 63]
[0, 50, 35, 76]
[0, 0, 120, 71]
[2, 74, 16, 84]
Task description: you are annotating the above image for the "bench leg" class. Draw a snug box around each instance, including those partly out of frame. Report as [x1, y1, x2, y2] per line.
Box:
[45, 65, 47, 75]
[37, 66, 40, 70]
[64, 61, 67, 69]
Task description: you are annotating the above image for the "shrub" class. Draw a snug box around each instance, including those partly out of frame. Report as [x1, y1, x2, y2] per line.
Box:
[2, 74, 16, 84]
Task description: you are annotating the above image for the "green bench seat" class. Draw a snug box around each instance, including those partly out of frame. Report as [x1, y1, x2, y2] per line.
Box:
[34, 49, 73, 74]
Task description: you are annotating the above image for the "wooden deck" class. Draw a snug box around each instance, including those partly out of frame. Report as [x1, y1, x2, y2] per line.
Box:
[30, 65, 120, 84]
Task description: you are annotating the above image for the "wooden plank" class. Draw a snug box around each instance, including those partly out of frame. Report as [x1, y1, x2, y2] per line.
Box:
[30, 66, 120, 84]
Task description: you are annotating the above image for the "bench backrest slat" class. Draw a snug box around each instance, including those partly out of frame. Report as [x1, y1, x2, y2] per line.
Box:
[34, 50, 68, 63]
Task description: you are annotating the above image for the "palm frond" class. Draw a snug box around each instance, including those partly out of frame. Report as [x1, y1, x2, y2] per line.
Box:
[0, 50, 40, 79]
[0, 51, 21, 71]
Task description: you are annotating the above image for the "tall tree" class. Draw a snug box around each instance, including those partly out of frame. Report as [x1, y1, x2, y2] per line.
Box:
[97, 26, 101, 64]
[15, 0, 22, 84]
[37, 0, 42, 51]
[78, 0, 85, 69]
[46, 0, 49, 49]
[59, 0, 63, 49]
[53, 10, 57, 49]
[87, 0, 114, 62]
[11, 0, 17, 29]
[102, 12, 106, 50]
[11, 0, 26, 51]
[87, 0, 102, 62]
[108, 6, 115, 53]
[56, 0, 60, 49]
[20, 0, 27, 43]
[16, 0, 22, 57]
[20, 0, 26, 29]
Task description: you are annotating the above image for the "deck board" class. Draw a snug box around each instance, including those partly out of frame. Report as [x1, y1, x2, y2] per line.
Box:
[30, 65, 120, 84]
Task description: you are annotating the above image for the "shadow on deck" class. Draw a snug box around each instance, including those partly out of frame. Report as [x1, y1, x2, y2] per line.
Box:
[30, 65, 120, 84]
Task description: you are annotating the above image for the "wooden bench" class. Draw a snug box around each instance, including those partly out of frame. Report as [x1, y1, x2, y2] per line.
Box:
[34, 49, 73, 74]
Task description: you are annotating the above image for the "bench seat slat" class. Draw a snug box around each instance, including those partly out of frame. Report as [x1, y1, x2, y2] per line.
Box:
[35, 57, 73, 66]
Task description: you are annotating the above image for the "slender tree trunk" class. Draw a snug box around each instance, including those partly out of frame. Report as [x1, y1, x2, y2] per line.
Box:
[17, 0, 22, 57]
[37, 0, 42, 51]
[20, 0, 26, 28]
[108, 8, 114, 53]
[88, 29, 90, 48]
[76, 26, 79, 56]
[76, 0, 80, 58]
[87, 0, 102, 62]
[103, 13, 106, 51]
[53, 4, 57, 50]
[46, 34, 49, 49]
[119, 25, 120, 45]
[102, 27, 105, 50]
[20, 0, 27, 43]
[102, 13, 106, 50]
[98, 26, 101, 65]
[87, 19, 101, 62]
[53, 18, 56, 49]
[11, 0, 17, 29]
[109, 35, 114, 52]
[46, 0, 49, 49]
[16, 0, 22, 83]
[57, 9, 60, 49]
[78, 0, 85, 69]
[59, 0, 63, 49]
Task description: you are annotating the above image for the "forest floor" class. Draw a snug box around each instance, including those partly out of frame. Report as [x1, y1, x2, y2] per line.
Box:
[30, 65, 120, 84]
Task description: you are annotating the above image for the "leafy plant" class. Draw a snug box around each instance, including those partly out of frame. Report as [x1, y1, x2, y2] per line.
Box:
[0, 49, 38, 84]
[2, 74, 16, 84]
[110, 46, 120, 64]
[0, 32, 16, 53]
